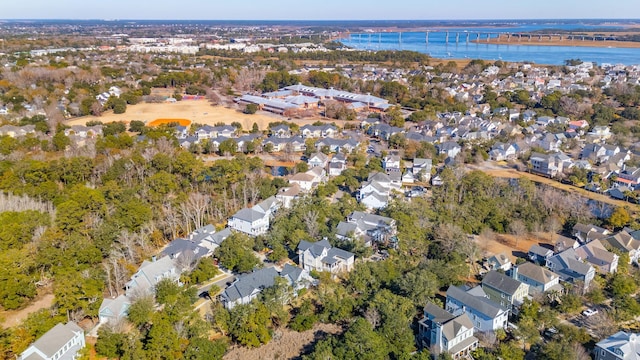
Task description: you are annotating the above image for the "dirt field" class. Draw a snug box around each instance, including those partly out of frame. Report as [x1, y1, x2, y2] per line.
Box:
[477, 232, 556, 263]
[65, 101, 348, 131]
[0, 292, 55, 329]
[223, 323, 342, 360]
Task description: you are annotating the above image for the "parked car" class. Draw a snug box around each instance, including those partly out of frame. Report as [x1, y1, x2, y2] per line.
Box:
[582, 308, 598, 317]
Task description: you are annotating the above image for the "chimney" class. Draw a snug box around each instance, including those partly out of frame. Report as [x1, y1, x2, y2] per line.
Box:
[151, 255, 157, 262]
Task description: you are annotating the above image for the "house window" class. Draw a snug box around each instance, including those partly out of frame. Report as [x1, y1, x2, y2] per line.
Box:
[501, 293, 505, 298]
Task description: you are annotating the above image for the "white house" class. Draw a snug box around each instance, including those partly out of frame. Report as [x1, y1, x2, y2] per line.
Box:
[298, 239, 354, 275]
[228, 208, 270, 236]
[307, 152, 329, 168]
[125, 256, 180, 297]
[18, 322, 85, 360]
[445, 285, 509, 333]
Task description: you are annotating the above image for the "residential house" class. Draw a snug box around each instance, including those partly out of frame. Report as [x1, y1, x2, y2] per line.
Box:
[228, 207, 270, 236]
[383, 154, 401, 173]
[484, 253, 512, 272]
[297, 239, 355, 275]
[572, 223, 609, 243]
[445, 286, 509, 333]
[617, 166, 640, 187]
[289, 167, 325, 192]
[594, 331, 640, 360]
[512, 262, 562, 296]
[63, 125, 102, 138]
[328, 153, 347, 177]
[18, 322, 85, 360]
[528, 244, 554, 265]
[300, 124, 337, 138]
[228, 196, 279, 236]
[270, 124, 292, 138]
[489, 142, 519, 161]
[529, 152, 573, 177]
[481, 271, 529, 310]
[546, 248, 596, 291]
[186, 225, 230, 253]
[412, 158, 432, 181]
[418, 303, 479, 359]
[575, 240, 619, 274]
[219, 267, 279, 309]
[437, 141, 462, 159]
[280, 263, 315, 292]
[604, 231, 640, 264]
[98, 295, 131, 325]
[125, 256, 180, 297]
[161, 238, 209, 269]
[307, 152, 329, 169]
[555, 235, 580, 253]
[276, 184, 302, 209]
[338, 211, 397, 246]
[315, 138, 360, 154]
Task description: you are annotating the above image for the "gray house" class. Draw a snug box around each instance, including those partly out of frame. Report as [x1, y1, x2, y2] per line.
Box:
[512, 262, 562, 296]
[528, 244, 554, 265]
[481, 271, 529, 311]
[546, 248, 596, 291]
[18, 322, 85, 360]
[594, 331, 640, 360]
[445, 286, 509, 333]
[418, 302, 479, 359]
[219, 267, 280, 309]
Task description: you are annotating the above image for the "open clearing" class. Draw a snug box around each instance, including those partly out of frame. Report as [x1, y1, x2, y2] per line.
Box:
[65, 101, 348, 131]
[477, 232, 556, 264]
[223, 323, 342, 360]
[0, 292, 55, 329]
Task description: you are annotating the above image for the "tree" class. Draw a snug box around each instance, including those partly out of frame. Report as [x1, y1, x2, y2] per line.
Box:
[244, 103, 258, 114]
[214, 233, 260, 273]
[218, 139, 238, 155]
[228, 302, 272, 347]
[608, 207, 631, 229]
[183, 337, 227, 360]
[52, 132, 70, 151]
[127, 296, 154, 328]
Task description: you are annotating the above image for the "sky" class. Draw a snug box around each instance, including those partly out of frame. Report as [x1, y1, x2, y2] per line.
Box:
[1, 0, 639, 20]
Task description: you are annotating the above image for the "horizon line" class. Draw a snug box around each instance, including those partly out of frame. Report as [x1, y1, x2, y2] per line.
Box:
[1, 18, 639, 21]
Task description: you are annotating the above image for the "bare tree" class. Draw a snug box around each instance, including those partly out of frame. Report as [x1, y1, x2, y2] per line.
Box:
[303, 209, 320, 239]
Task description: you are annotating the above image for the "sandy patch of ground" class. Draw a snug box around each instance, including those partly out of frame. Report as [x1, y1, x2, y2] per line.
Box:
[65, 101, 349, 131]
[0, 292, 55, 329]
[476, 232, 556, 264]
[223, 323, 343, 360]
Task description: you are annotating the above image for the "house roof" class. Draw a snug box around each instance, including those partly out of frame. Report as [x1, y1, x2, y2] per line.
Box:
[550, 248, 594, 277]
[99, 294, 131, 319]
[220, 267, 279, 303]
[528, 244, 553, 257]
[424, 302, 455, 324]
[488, 253, 511, 267]
[23, 322, 83, 358]
[516, 262, 559, 285]
[595, 331, 640, 360]
[446, 285, 508, 319]
[482, 270, 524, 295]
[231, 208, 267, 222]
[442, 313, 474, 343]
[605, 231, 640, 253]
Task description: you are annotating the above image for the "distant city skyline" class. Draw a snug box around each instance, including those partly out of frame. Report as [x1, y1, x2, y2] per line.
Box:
[1, 0, 639, 21]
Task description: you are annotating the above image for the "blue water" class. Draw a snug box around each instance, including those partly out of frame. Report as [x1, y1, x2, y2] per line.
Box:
[341, 24, 640, 65]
